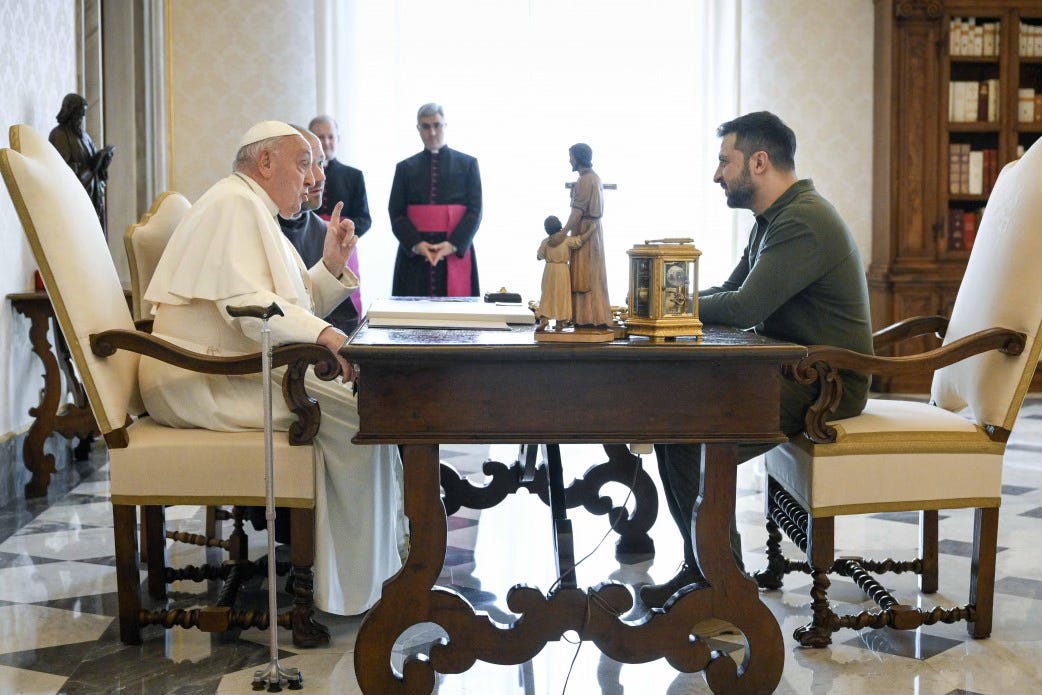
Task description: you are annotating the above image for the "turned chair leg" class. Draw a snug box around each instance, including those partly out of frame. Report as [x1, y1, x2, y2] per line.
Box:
[113, 504, 143, 645]
[755, 518, 786, 590]
[969, 506, 999, 639]
[919, 509, 939, 594]
[205, 505, 222, 543]
[288, 508, 329, 648]
[795, 514, 836, 648]
[143, 505, 167, 600]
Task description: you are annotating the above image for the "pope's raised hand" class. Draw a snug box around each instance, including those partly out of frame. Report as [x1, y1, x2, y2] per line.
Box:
[322, 201, 357, 278]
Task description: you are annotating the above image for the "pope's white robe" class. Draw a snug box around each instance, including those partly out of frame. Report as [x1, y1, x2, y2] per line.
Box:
[139, 173, 402, 615]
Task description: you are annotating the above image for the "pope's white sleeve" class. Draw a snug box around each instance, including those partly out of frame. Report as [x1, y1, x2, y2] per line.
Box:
[217, 291, 331, 347]
[308, 262, 358, 319]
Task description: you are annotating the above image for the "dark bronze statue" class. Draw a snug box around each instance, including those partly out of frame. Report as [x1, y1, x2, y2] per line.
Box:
[49, 93, 114, 237]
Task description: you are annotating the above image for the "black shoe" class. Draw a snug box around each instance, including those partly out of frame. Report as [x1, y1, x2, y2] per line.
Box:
[639, 564, 704, 608]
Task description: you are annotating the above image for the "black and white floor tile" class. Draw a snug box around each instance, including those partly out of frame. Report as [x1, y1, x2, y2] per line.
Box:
[0, 400, 1040, 694]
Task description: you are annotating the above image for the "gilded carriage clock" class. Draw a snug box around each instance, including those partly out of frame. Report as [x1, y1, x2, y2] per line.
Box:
[626, 238, 702, 341]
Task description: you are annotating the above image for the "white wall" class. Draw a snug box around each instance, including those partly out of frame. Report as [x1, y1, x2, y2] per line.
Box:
[0, 0, 78, 437]
[739, 0, 875, 265]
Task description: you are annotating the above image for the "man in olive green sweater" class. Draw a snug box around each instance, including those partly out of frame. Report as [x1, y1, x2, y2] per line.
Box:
[642, 111, 874, 608]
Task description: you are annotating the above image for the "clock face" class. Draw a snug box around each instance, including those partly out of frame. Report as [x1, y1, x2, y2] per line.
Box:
[665, 262, 688, 288]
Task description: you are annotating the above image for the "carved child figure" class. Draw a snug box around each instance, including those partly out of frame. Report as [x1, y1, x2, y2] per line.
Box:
[536, 215, 591, 331]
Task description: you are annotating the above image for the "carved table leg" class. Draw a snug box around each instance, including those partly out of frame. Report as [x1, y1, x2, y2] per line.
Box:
[599, 444, 657, 560]
[356, 444, 446, 694]
[356, 443, 782, 695]
[438, 443, 657, 562]
[12, 299, 99, 497]
[17, 304, 62, 497]
[682, 443, 783, 694]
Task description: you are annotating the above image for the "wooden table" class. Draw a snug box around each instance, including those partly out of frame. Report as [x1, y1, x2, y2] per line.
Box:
[8, 291, 98, 497]
[343, 323, 804, 694]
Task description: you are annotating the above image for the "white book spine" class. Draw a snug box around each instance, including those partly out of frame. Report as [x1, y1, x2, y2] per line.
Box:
[1019, 88, 1036, 123]
[968, 150, 984, 196]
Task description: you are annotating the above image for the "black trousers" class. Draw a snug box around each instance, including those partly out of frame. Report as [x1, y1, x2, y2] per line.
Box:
[654, 376, 816, 578]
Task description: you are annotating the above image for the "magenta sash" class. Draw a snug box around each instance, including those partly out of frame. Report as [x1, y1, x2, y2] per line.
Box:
[407, 203, 472, 296]
[318, 213, 363, 316]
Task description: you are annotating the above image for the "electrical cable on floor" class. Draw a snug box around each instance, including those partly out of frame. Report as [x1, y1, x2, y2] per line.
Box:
[552, 452, 644, 694]
[547, 453, 641, 597]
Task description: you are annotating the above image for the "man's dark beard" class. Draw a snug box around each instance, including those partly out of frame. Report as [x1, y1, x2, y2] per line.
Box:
[724, 162, 755, 209]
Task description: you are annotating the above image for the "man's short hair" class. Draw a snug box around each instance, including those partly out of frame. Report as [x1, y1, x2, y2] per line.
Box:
[308, 114, 337, 132]
[417, 102, 445, 121]
[233, 135, 287, 172]
[569, 143, 593, 169]
[716, 111, 796, 172]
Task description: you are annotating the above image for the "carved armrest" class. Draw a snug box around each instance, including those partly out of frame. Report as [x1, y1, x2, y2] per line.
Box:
[90, 329, 340, 446]
[788, 327, 1026, 444]
[872, 314, 949, 351]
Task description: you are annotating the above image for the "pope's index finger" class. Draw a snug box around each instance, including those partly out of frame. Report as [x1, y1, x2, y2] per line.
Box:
[330, 201, 344, 225]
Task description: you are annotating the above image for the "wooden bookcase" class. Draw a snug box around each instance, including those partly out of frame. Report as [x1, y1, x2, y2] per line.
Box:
[871, 0, 1042, 392]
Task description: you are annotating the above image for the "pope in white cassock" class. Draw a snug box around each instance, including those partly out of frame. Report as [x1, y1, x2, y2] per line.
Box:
[139, 121, 403, 616]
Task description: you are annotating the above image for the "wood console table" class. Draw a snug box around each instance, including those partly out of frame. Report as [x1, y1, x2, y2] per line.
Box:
[8, 290, 98, 497]
[343, 323, 804, 694]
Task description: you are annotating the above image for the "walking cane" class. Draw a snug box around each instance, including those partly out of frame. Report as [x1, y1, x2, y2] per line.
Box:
[226, 303, 303, 692]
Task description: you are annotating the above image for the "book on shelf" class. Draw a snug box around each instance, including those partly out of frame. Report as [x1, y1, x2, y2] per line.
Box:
[950, 18, 1000, 56]
[984, 148, 998, 194]
[948, 144, 998, 196]
[1019, 89, 1036, 123]
[947, 208, 965, 251]
[987, 79, 999, 122]
[951, 143, 974, 195]
[949, 81, 999, 122]
[1019, 22, 1042, 57]
[968, 150, 984, 195]
[949, 143, 968, 195]
[963, 209, 980, 252]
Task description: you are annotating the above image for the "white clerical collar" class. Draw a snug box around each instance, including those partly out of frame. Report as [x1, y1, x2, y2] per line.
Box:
[233, 172, 279, 217]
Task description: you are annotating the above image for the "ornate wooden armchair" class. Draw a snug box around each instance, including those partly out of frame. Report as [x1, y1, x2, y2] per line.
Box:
[754, 145, 1042, 647]
[125, 190, 190, 324]
[1, 124, 331, 648]
[124, 190, 248, 563]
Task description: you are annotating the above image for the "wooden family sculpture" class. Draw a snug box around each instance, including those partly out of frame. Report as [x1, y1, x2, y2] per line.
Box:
[534, 143, 614, 343]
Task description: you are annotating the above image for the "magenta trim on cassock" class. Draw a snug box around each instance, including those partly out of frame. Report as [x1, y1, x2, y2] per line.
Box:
[407, 203, 471, 296]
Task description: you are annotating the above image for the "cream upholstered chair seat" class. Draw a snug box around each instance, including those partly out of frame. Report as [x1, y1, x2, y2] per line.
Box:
[756, 138, 1042, 648]
[770, 400, 1004, 517]
[1, 124, 332, 649]
[109, 419, 314, 505]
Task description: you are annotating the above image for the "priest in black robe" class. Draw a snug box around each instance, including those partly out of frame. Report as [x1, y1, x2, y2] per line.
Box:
[388, 103, 482, 297]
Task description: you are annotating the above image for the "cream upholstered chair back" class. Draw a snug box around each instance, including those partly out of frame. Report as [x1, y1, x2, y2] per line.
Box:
[0, 124, 142, 434]
[931, 141, 1042, 430]
[125, 191, 191, 321]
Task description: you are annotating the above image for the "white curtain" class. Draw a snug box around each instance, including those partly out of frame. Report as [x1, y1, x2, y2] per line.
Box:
[316, 0, 741, 307]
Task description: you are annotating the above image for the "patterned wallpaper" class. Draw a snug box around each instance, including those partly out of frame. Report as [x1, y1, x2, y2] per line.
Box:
[740, 0, 875, 264]
[167, 0, 318, 201]
[0, 0, 78, 435]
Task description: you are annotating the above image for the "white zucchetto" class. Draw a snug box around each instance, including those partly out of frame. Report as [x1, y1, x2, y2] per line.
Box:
[237, 120, 300, 149]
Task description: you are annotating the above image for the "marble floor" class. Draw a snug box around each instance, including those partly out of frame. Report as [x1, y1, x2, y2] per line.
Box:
[0, 400, 1040, 695]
